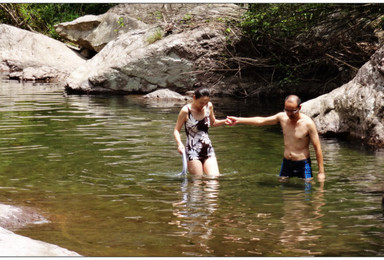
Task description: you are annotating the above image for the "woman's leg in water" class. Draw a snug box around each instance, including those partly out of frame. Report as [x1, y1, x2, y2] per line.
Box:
[203, 157, 220, 176]
[188, 159, 204, 176]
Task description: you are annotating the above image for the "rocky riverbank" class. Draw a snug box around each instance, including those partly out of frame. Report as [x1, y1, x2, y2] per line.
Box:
[0, 3, 383, 147]
[0, 204, 80, 256]
[1, 4, 246, 95]
[301, 44, 384, 147]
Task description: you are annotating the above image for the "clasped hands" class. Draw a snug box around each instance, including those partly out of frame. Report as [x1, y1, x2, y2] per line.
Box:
[225, 116, 237, 126]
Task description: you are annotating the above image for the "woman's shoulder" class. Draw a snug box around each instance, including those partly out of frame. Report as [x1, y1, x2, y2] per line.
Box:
[181, 104, 190, 113]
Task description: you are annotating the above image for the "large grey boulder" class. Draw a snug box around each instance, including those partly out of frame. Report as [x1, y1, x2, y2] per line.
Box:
[55, 13, 149, 52]
[302, 45, 384, 147]
[65, 25, 227, 94]
[64, 4, 245, 95]
[55, 4, 241, 53]
[0, 24, 86, 82]
[106, 4, 201, 25]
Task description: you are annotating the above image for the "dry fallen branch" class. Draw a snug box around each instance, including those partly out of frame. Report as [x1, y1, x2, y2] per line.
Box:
[325, 53, 359, 72]
[228, 57, 275, 68]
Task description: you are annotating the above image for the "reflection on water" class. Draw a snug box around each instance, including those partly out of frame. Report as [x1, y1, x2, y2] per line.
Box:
[279, 182, 325, 256]
[0, 78, 384, 256]
[171, 177, 220, 256]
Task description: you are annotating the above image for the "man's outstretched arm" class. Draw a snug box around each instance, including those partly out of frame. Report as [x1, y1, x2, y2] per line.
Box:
[226, 113, 282, 126]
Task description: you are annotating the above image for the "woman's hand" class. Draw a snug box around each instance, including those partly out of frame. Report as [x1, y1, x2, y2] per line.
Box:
[177, 144, 185, 155]
[225, 116, 238, 126]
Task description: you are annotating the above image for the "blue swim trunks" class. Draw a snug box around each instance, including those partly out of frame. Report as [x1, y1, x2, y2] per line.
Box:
[279, 158, 312, 179]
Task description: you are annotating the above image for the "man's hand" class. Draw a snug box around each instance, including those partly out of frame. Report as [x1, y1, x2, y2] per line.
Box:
[318, 172, 325, 182]
[225, 116, 238, 126]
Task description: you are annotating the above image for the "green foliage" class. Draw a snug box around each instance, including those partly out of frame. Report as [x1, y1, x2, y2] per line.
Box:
[0, 3, 117, 39]
[118, 17, 125, 27]
[241, 3, 326, 41]
[146, 28, 163, 44]
[152, 10, 163, 20]
[181, 13, 193, 24]
[243, 3, 384, 46]
[114, 17, 125, 33]
[238, 3, 384, 88]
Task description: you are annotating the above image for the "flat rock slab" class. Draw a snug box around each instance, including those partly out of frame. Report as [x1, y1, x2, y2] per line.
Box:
[0, 227, 80, 256]
[0, 204, 80, 256]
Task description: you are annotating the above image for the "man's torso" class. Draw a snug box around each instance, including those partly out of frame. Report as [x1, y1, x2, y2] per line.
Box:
[279, 113, 311, 161]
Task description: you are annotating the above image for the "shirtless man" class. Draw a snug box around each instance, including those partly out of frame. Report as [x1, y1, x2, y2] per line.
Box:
[226, 95, 325, 182]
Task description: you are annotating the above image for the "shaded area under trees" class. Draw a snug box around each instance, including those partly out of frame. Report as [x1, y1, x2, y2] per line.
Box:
[223, 3, 384, 99]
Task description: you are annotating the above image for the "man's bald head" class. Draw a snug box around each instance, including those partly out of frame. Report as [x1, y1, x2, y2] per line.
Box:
[285, 95, 301, 107]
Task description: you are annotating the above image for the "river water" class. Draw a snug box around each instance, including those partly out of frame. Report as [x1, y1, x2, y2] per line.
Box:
[0, 77, 383, 256]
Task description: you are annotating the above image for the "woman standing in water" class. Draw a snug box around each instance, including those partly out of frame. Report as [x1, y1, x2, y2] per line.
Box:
[174, 87, 227, 176]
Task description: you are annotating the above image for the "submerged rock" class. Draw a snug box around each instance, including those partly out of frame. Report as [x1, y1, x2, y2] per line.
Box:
[0, 204, 47, 230]
[142, 88, 191, 107]
[302, 45, 384, 147]
[143, 88, 190, 100]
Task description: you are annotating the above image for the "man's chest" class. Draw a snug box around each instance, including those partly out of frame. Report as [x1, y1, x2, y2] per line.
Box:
[282, 122, 309, 141]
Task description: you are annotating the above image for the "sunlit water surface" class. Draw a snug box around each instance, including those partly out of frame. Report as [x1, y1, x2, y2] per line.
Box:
[0, 78, 383, 256]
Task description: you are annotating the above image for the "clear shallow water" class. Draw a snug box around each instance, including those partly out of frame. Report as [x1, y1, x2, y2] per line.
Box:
[0, 78, 383, 256]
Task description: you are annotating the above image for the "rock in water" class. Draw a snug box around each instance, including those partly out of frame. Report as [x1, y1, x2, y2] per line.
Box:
[301, 45, 384, 147]
[0, 204, 81, 256]
[0, 227, 81, 256]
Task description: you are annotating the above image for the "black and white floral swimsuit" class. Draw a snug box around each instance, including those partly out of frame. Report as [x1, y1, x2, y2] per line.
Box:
[184, 104, 216, 163]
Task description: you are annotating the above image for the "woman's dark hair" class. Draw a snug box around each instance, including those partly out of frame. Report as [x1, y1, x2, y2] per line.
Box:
[194, 87, 210, 99]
